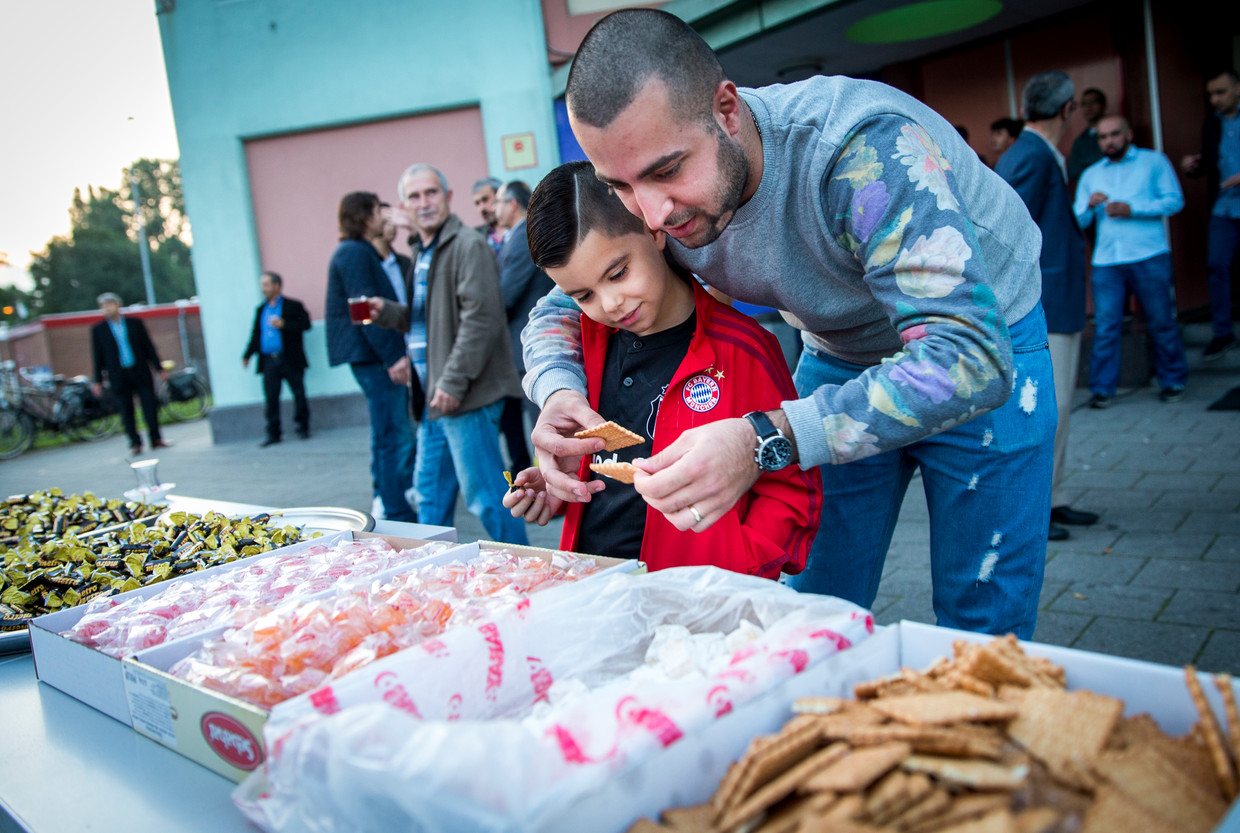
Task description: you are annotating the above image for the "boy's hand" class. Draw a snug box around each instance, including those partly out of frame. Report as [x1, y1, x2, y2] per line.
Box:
[531, 390, 607, 503]
[502, 467, 565, 525]
[633, 418, 760, 532]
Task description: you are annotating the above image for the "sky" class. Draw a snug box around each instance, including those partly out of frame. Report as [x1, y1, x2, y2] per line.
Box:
[0, 0, 180, 290]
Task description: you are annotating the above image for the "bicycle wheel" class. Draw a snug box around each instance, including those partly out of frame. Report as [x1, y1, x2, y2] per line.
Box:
[0, 407, 35, 460]
[161, 377, 211, 422]
[70, 409, 121, 442]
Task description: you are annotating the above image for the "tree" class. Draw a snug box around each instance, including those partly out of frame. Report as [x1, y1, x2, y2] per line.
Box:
[28, 159, 196, 314]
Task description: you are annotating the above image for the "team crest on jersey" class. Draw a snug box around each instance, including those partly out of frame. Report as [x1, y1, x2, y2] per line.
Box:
[682, 374, 721, 412]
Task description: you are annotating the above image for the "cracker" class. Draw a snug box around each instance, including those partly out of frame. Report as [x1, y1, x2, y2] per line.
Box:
[589, 461, 639, 483]
[794, 696, 850, 716]
[716, 743, 849, 831]
[659, 804, 716, 832]
[869, 692, 1020, 726]
[625, 819, 669, 833]
[888, 787, 952, 831]
[819, 722, 1004, 760]
[958, 644, 1034, 688]
[869, 772, 932, 826]
[752, 793, 835, 833]
[1106, 714, 1219, 787]
[1011, 807, 1059, 833]
[574, 420, 643, 451]
[1092, 746, 1227, 833]
[903, 795, 1010, 833]
[1004, 687, 1122, 787]
[901, 754, 1029, 790]
[1079, 785, 1181, 833]
[932, 808, 1017, 833]
[1215, 672, 1240, 776]
[1184, 664, 1238, 800]
[862, 770, 910, 822]
[800, 741, 911, 793]
[720, 722, 823, 817]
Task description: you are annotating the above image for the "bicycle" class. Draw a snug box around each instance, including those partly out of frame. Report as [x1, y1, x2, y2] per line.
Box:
[0, 361, 120, 460]
[156, 362, 211, 423]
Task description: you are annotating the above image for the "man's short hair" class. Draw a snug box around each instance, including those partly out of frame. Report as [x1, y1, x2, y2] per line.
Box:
[1081, 87, 1107, 107]
[990, 117, 1024, 136]
[501, 180, 532, 211]
[472, 177, 501, 195]
[398, 164, 450, 203]
[338, 191, 380, 240]
[1022, 71, 1075, 121]
[1208, 68, 1240, 83]
[567, 8, 724, 130]
[526, 161, 645, 270]
[97, 292, 122, 307]
[262, 271, 283, 286]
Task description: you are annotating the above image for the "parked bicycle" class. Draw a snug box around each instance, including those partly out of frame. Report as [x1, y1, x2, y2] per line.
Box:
[0, 361, 120, 460]
[156, 361, 211, 423]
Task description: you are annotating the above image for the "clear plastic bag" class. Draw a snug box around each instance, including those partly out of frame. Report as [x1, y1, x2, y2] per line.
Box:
[236, 567, 874, 833]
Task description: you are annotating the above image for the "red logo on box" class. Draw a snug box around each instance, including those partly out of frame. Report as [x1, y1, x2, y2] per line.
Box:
[201, 712, 263, 770]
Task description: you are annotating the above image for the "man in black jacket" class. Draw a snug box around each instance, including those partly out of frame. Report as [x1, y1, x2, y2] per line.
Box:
[1182, 68, 1240, 360]
[90, 292, 169, 456]
[243, 271, 311, 446]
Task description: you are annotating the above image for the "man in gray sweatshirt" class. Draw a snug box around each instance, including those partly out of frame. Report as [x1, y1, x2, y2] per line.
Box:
[521, 9, 1054, 638]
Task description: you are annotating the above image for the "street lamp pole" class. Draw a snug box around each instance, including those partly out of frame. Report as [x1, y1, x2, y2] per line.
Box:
[130, 172, 156, 306]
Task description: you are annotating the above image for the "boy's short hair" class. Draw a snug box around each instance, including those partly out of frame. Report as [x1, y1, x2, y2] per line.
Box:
[526, 161, 645, 270]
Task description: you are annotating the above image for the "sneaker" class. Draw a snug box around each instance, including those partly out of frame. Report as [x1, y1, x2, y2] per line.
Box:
[1203, 334, 1236, 361]
[1159, 386, 1185, 403]
[1088, 393, 1111, 409]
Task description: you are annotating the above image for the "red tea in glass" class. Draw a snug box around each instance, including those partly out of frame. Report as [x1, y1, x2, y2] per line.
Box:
[348, 296, 371, 325]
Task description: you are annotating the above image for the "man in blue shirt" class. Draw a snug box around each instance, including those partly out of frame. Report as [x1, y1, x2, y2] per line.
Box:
[243, 271, 311, 446]
[1075, 115, 1187, 407]
[1181, 69, 1240, 360]
[90, 292, 170, 456]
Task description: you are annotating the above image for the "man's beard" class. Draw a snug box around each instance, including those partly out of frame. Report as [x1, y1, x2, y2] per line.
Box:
[1103, 141, 1129, 161]
[666, 126, 749, 249]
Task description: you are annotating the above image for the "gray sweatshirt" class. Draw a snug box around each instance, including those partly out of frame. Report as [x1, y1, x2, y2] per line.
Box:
[522, 76, 1043, 469]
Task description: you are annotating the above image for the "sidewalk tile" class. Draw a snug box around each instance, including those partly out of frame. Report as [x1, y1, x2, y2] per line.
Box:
[1130, 558, 1240, 591]
[1179, 512, 1240, 536]
[1214, 475, 1240, 493]
[1058, 470, 1144, 490]
[1073, 618, 1210, 667]
[1031, 611, 1093, 648]
[1134, 472, 1222, 492]
[1153, 491, 1240, 512]
[1043, 526, 1123, 554]
[1195, 630, 1240, 675]
[1043, 553, 1146, 584]
[1204, 535, 1240, 561]
[1158, 590, 1240, 630]
[1048, 583, 1172, 619]
[1038, 580, 1068, 610]
[1081, 509, 1186, 533]
[1070, 488, 1162, 510]
[1107, 531, 1214, 559]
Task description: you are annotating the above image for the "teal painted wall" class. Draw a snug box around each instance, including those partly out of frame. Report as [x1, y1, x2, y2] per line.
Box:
[156, 0, 560, 415]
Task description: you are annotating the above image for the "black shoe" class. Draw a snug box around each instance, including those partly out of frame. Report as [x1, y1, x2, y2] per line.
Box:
[1051, 505, 1099, 526]
[260, 437, 282, 448]
[296, 430, 310, 440]
[1048, 524, 1069, 541]
[1158, 386, 1185, 403]
[1088, 393, 1111, 409]
[1203, 334, 1236, 361]
[151, 440, 173, 449]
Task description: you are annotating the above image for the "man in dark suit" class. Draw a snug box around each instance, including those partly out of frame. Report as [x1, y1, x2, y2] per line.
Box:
[90, 292, 169, 456]
[243, 271, 311, 446]
[996, 70, 1098, 540]
[494, 180, 553, 471]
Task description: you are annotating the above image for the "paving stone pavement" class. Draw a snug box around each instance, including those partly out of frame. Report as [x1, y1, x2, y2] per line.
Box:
[3, 325, 1238, 672]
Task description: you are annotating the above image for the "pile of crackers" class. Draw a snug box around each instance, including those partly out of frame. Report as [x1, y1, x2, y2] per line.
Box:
[627, 635, 1239, 833]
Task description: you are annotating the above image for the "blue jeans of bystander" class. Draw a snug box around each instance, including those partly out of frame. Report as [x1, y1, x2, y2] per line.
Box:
[414, 399, 529, 545]
[784, 308, 1055, 639]
[1207, 215, 1239, 340]
[1088, 253, 1187, 395]
[350, 362, 416, 523]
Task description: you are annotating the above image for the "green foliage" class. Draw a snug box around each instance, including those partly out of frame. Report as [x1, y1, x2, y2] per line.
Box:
[28, 160, 196, 314]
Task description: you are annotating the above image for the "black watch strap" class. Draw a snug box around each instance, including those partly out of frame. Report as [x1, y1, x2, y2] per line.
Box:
[744, 410, 778, 440]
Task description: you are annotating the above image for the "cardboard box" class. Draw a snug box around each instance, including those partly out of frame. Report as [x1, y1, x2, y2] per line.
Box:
[546, 620, 1240, 833]
[29, 531, 450, 724]
[122, 544, 640, 781]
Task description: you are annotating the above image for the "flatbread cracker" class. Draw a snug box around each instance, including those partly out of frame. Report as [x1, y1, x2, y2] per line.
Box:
[1005, 687, 1122, 788]
[901, 754, 1029, 790]
[932, 808, 1018, 833]
[659, 804, 715, 832]
[590, 461, 638, 483]
[801, 741, 911, 793]
[575, 420, 643, 451]
[1092, 746, 1226, 833]
[1215, 673, 1240, 777]
[717, 721, 822, 818]
[869, 691, 1020, 726]
[716, 743, 847, 831]
[1184, 665, 1238, 800]
[1079, 785, 1181, 833]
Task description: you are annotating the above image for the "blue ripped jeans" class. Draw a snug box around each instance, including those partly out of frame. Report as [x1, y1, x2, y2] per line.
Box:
[784, 308, 1055, 638]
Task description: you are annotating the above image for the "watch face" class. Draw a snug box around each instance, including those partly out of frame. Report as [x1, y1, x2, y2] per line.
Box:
[759, 436, 793, 471]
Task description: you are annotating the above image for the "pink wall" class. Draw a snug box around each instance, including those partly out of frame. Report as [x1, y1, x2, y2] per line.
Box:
[540, 0, 662, 67]
[244, 107, 489, 320]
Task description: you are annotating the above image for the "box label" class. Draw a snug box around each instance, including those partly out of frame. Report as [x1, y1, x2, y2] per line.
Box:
[124, 667, 177, 747]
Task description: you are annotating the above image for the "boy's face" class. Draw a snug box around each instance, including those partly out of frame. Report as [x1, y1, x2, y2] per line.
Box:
[547, 227, 682, 337]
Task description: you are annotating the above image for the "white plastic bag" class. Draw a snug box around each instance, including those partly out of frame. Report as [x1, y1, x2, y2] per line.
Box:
[235, 566, 874, 833]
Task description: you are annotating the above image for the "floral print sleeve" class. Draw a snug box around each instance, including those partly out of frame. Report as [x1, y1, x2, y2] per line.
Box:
[782, 116, 1014, 468]
[520, 288, 587, 408]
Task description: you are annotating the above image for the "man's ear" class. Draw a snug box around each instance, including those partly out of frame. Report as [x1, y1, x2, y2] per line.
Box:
[715, 80, 744, 137]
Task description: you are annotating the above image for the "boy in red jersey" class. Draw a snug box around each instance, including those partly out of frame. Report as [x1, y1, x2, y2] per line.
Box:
[504, 161, 820, 577]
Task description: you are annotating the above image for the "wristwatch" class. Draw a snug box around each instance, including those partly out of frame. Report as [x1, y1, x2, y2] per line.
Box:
[743, 411, 794, 472]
